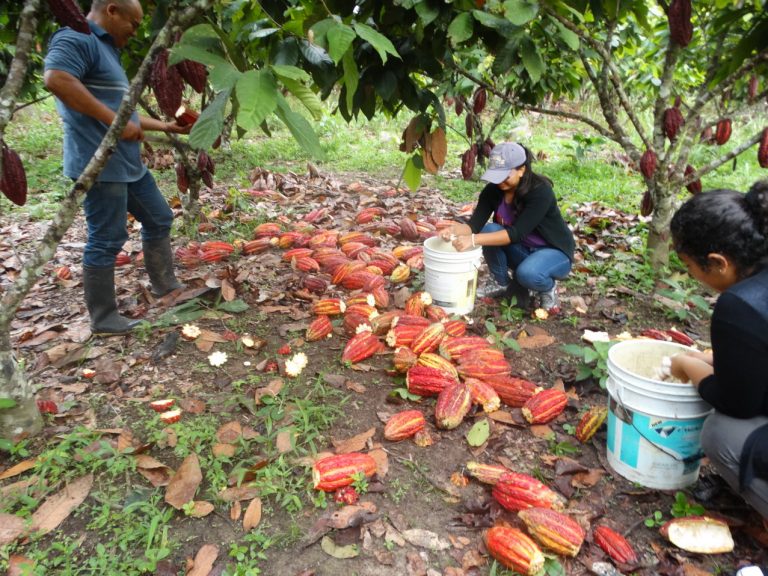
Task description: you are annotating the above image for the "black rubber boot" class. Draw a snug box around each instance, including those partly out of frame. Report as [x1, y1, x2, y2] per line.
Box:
[83, 266, 139, 335]
[505, 276, 532, 310]
[142, 237, 184, 297]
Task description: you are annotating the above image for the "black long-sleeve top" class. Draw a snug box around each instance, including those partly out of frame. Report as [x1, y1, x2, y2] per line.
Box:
[698, 266, 768, 418]
[467, 179, 575, 261]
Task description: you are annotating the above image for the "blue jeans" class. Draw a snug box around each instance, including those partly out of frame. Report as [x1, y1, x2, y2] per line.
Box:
[83, 171, 174, 267]
[481, 222, 571, 292]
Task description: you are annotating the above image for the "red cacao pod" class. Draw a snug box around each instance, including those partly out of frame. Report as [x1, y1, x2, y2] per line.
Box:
[521, 388, 568, 424]
[461, 147, 477, 180]
[667, 0, 693, 47]
[663, 106, 684, 141]
[151, 50, 184, 119]
[312, 453, 377, 491]
[748, 75, 759, 102]
[0, 144, 28, 206]
[593, 525, 638, 564]
[465, 113, 474, 139]
[639, 150, 657, 179]
[177, 59, 207, 94]
[493, 472, 566, 511]
[640, 190, 654, 217]
[384, 410, 426, 441]
[472, 87, 487, 114]
[175, 161, 189, 193]
[435, 381, 472, 430]
[486, 526, 545, 576]
[715, 118, 732, 145]
[47, 0, 90, 34]
[518, 507, 585, 557]
[759, 128, 768, 169]
[684, 165, 702, 195]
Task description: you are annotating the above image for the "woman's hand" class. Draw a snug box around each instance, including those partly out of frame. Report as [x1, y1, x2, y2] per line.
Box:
[438, 227, 454, 242]
[670, 353, 714, 387]
[452, 234, 474, 252]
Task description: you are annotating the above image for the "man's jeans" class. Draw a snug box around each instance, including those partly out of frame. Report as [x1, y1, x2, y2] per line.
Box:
[83, 171, 174, 268]
[481, 222, 571, 292]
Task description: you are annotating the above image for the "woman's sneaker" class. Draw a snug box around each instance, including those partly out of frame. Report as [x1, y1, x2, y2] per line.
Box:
[537, 282, 559, 311]
[476, 276, 509, 298]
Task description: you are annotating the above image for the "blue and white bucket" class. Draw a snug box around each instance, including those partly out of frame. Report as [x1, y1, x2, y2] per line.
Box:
[422, 236, 483, 315]
[605, 339, 712, 490]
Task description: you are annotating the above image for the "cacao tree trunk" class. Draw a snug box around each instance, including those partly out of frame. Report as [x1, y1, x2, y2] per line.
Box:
[647, 183, 675, 269]
[0, 0, 212, 442]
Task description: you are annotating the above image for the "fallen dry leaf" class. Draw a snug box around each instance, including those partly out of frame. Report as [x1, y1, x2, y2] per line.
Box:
[165, 454, 202, 509]
[368, 448, 389, 478]
[254, 378, 283, 404]
[401, 528, 450, 551]
[0, 475, 40, 499]
[0, 458, 36, 481]
[0, 514, 26, 546]
[212, 443, 236, 458]
[135, 454, 173, 487]
[345, 380, 367, 394]
[186, 543, 219, 576]
[188, 501, 215, 518]
[529, 424, 555, 439]
[276, 428, 295, 453]
[180, 397, 207, 414]
[243, 497, 262, 531]
[31, 473, 93, 535]
[331, 428, 375, 454]
[220, 278, 236, 301]
[215, 421, 242, 444]
[218, 485, 260, 502]
[230, 501, 242, 521]
[6, 555, 35, 576]
[516, 333, 555, 349]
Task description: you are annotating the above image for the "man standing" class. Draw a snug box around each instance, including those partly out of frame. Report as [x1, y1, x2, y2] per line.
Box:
[44, 0, 187, 335]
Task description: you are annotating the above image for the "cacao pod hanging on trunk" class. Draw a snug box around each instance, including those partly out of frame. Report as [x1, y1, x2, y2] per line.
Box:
[177, 60, 208, 94]
[667, 0, 693, 47]
[472, 87, 487, 114]
[640, 190, 654, 217]
[0, 144, 28, 206]
[175, 161, 189, 193]
[715, 119, 732, 145]
[748, 75, 759, 102]
[455, 97, 464, 117]
[663, 105, 684, 141]
[47, 0, 90, 34]
[151, 49, 184, 119]
[482, 138, 495, 158]
[685, 165, 702, 195]
[758, 128, 768, 169]
[465, 114, 474, 139]
[639, 149, 657, 179]
[461, 146, 477, 180]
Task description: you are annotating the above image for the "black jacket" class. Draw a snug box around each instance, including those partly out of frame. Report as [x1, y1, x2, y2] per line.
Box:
[467, 179, 575, 261]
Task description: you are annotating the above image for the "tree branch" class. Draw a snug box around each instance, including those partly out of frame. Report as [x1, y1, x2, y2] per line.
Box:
[682, 130, 764, 187]
[0, 0, 41, 175]
[450, 65, 615, 141]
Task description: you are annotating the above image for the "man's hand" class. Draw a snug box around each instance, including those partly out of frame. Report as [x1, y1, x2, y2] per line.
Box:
[121, 121, 144, 141]
[164, 121, 192, 135]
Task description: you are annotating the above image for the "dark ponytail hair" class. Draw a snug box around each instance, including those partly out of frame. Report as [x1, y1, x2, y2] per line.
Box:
[513, 144, 553, 199]
[670, 179, 768, 278]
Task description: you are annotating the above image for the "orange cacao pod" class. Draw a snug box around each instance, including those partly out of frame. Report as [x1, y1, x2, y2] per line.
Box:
[341, 329, 381, 364]
[715, 118, 732, 145]
[371, 310, 400, 335]
[493, 472, 566, 512]
[384, 410, 426, 441]
[663, 106, 684, 141]
[254, 222, 282, 238]
[390, 263, 411, 284]
[424, 305, 447, 322]
[488, 376, 540, 408]
[442, 319, 467, 337]
[241, 238, 272, 255]
[312, 298, 346, 316]
[435, 381, 472, 430]
[404, 291, 432, 316]
[485, 526, 545, 576]
[312, 453, 377, 491]
[411, 322, 446, 356]
[575, 406, 608, 443]
[416, 352, 459, 379]
[684, 165, 702, 195]
[47, 0, 90, 34]
[306, 315, 333, 342]
[393, 346, 418, 372]
[518, 507, 585, 557]
[522, 388, 568, 424]
[386, 323, 424, 348]
[439, 335, 491, 360]
[392, 245, 422, 261]
[465, 461, 510, 485]
[667, 0, 693, 47]
[151, 49, 184, 118]
[639, 150, 657, 179]
[466, 377, 501, 412]
[758, 128, 768, 168]
[406, 365, 457, 397]
[457, 355, 511, 383]
[0, 144, 27, 206]
[593, 525, 638, 564]
[371, 285, 389, 308]
[55, 265, 72, 280]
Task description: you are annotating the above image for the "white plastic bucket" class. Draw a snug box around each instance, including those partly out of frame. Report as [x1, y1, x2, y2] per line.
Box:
[422, 236, 483, 315]
[605, 339, 712, 490]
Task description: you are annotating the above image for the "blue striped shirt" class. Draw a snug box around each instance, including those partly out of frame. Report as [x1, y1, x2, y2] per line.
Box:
[44, 21, 146, 182]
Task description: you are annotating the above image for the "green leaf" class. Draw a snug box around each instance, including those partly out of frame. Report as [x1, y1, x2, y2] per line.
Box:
[235, 70, 278, 131]
[414, 2, 440, 26]
[168, 44, 228, 68]
[353, 23, 400, 64]
[342, 49, 359, 113]
[502, 0, 539, 26]
[299, 39, 333, 67]
[270, 64, 311, 83]
[554, 20, 579, 50]
[472, 10, 514, 31]
[321, 536, 359, 559]
[0, 397, 17, 410]
[279, 77, 323, 121]
[327, 23, 356, 64]
[466, 419, 490, 447]
[208, 62, 242, 92]
[403, 155, 422, 191]
[560, 344, 586, 357]
[189, 89, 230, 150]
[156, 300, 206, 326]
[274, 95, 325, 160]
[520, 39, 545, 83]
[448, 13, 474, 45]
[217, 299, 250, 313]
[544, 557, 565, 576]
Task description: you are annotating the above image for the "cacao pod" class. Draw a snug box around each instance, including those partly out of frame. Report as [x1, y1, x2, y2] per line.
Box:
[465, 461, 509, 485]
[485, 526, 545, 576]
[442, 319, 467, 337]
[665, 328, 695, 346]
[758, 128, 768, 169]
[384, 410, 426, 441]
[302, 275, 328, 294]
[639, 150, 657, 179]
[306, 315, 333, 342]
[465, 113, 474, 139]
[312, 453, 377, 491]
[461, 147, 476, 180]
[312, 298, 346, 316]
[748, 75, 759, 102]
[410, 322, 446, 356]
[521, 388, 568, 424]
[435, 381, 472, 430]
[406, 365, 457, 397]
[455, 97, 464, 117]
[175, 161, 189, 194]
[472, 87, 487, 114]
[640, 190, 654, 217]
[488, 376, 540, 408]
[466, 377, 501, 413]
[493, 472, 566, 511]
[575, 406, 608, 443]
[667, 0, 693, 47]
[518, 507, 585, 557]
[684, 165, 702, 195]
[593, 525, 638, 564]
[416, 352, 458, 379]
[399, 218, 420, 241]
[177, 59, 207, 94]
[341, 329, 381, 364]
[715, 118, 732, 145]
[393, 346, 418, 372]
[662, 106, 684, 141]
[151, 49, 184, 119]
[47, 0, 90, 34]
[0, 144, 28, 206]
[439, 336, 491, 360]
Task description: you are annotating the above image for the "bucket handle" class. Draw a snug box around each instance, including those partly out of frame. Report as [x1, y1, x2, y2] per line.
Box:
[612, 380, 705, 465]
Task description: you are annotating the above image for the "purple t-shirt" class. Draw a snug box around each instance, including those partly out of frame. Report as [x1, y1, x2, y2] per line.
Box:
[495, 199, 548, 248]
